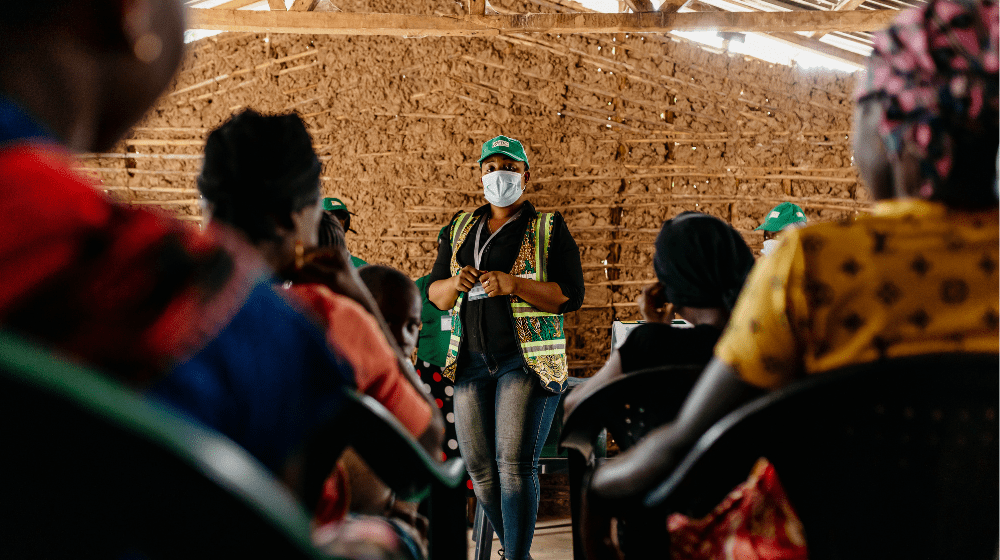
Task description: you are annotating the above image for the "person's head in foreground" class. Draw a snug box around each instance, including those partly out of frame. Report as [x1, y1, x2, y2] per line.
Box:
[756, 202, 808, 255]
[853, 0, 998, 208]
[644, 212, 755, 327]
[589, 0, 999, 504]
[1, 1, 185, 153]
[358, 265, 422, 357]
[198, 110, 323, 269]
[478, 135, 530, 209]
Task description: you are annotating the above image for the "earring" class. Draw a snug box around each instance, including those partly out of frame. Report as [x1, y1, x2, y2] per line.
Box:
[295, 240, 305, 269]
[133, 33, 163, 64]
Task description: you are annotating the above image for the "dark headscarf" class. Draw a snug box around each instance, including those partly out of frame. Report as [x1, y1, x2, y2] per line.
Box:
[652, 212, 755, 311]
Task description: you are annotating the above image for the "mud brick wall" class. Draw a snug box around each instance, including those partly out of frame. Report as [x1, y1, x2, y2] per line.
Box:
[77, 17, 869, 375]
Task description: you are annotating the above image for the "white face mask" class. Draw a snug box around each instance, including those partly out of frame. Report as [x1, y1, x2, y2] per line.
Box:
[482, 170, 524, 208]
[760, 238, 780, 256]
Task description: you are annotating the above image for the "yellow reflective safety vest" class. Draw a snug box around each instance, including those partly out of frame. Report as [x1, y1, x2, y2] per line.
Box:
[442, 210, 568, 393]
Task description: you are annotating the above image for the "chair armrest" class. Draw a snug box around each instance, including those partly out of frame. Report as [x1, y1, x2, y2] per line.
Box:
[559, 394, 605, 459]
[302, 389, 466, 508]
[0, 330, 331, 559]
[349, 393, 467, 499]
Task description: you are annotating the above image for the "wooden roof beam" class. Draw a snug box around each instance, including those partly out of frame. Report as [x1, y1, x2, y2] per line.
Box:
[809, 0, 868, 38]
[623, 0, 656, 13]
[208, 0, 264, 9]
[767, 31, 866, 65]
[683, 0, 867, 65]
[186, 8, 900, 35]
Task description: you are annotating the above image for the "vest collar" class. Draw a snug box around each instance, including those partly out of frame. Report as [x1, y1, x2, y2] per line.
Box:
[472, 201, 539, 220]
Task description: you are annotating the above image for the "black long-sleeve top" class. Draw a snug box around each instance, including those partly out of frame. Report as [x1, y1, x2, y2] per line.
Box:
[428, 202, 585, 355]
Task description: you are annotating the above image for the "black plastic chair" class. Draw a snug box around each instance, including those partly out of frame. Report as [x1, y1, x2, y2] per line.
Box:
[636, 354, 1000, 560]
[0, 330, 466, 559]
[558, 364, 706, 560]
[560, 364, 706, 458]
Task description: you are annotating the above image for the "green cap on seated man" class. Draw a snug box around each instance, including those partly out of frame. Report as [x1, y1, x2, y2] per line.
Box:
[756, 202, 807, 232]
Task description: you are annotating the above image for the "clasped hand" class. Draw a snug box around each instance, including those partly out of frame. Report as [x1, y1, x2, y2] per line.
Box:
[453, 265, 518, 298]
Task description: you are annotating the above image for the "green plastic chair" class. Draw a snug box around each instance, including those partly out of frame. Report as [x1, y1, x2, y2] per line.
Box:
[0, 331, 466, 559]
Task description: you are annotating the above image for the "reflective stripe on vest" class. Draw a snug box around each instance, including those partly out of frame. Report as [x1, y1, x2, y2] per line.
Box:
[442, 211, 568, 393]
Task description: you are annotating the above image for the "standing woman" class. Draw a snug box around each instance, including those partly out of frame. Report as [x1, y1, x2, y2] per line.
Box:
[428, 135, 585, 560]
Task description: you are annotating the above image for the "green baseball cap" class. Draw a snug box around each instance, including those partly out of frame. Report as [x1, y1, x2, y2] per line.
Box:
[478, 135, 529, 170]
[323, 197, 353, 214]
[756, 202, 807, 232]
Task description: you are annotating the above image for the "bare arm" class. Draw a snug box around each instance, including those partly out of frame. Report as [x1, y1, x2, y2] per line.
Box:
[563, 350, 625, 421]
[589, 358, 763, 500]
[428, 265, 480, 311]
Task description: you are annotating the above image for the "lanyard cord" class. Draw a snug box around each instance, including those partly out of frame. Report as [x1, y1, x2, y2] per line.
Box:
[473, 209, 523, 270]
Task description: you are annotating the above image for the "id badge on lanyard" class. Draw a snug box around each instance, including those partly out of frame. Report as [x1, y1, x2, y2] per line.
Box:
[468, 210, 522, 301]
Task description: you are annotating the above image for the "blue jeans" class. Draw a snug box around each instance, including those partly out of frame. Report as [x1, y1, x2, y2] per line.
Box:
[453, 351, 561, 560]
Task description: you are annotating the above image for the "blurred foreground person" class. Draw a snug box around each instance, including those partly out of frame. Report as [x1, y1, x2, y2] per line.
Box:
[0, 0, 360, 503]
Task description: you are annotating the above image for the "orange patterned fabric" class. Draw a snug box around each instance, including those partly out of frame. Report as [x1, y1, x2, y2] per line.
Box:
[668, 459, 808, 560]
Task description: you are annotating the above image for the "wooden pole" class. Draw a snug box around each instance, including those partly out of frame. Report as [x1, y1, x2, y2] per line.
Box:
[210, 0, 262, 9]
[467, 0, 487, 16]
[809, 0, 867, 39]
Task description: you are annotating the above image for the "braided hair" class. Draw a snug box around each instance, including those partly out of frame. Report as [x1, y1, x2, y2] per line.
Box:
[198, 110, 321, 244]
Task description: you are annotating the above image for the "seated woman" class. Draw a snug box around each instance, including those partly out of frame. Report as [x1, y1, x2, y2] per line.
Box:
[195, 110, 443, 557]
[590, 0, 999, 555]
[0, 1, 361, 485]
[563, 212, 755, 418]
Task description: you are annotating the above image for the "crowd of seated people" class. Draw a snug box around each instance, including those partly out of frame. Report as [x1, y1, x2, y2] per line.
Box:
[1, 0, 996, 558]
[582, 0, 998, 557]
[0, 2, 444, 558]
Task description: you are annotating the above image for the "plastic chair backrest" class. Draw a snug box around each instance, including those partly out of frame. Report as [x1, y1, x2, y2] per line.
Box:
[647, 354, 1000, 560]
[561, 364, 705, 458]
[0, 331, 333, 559]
